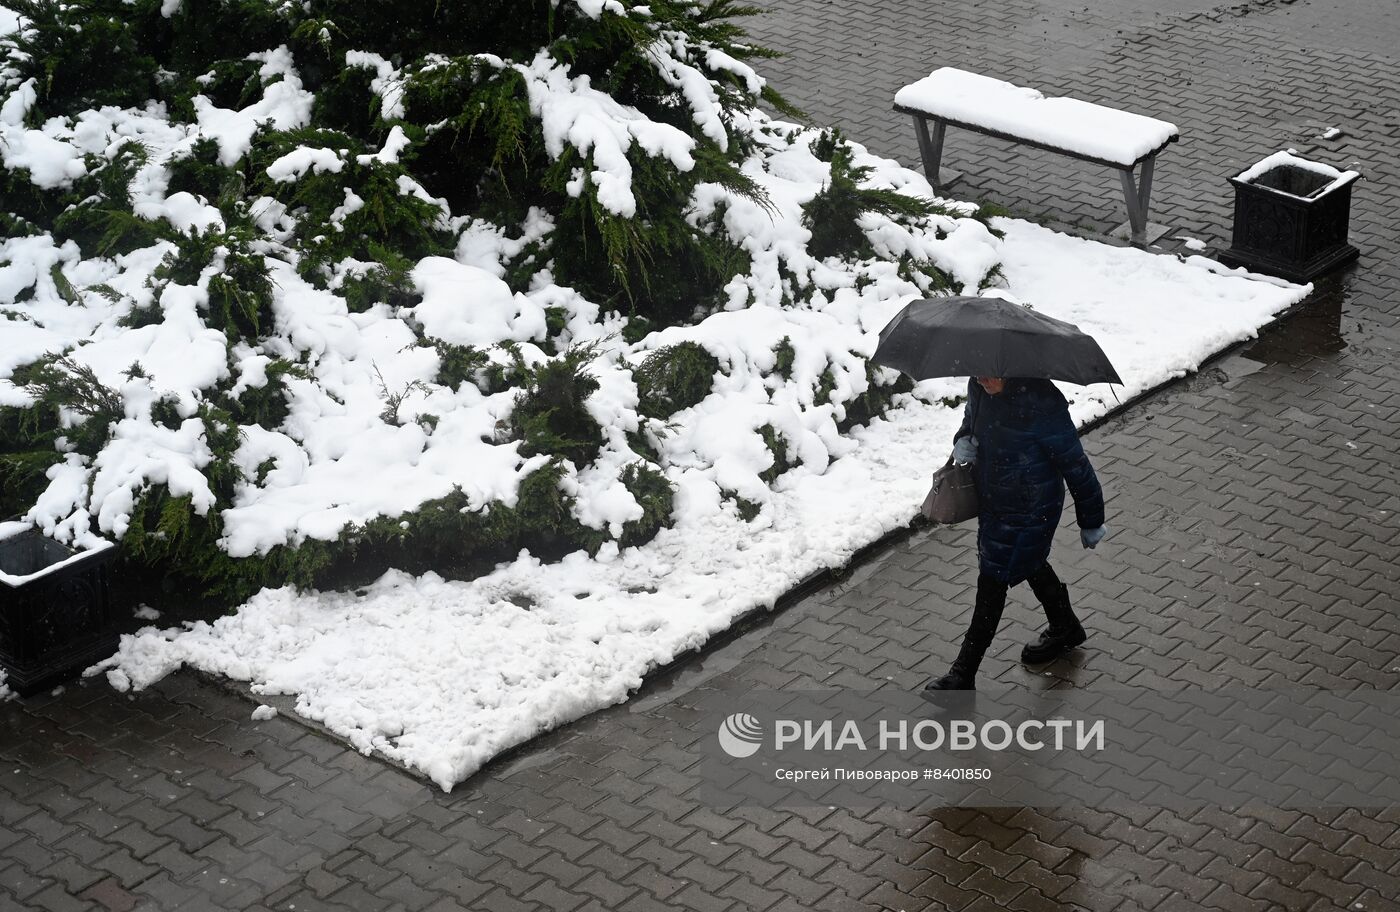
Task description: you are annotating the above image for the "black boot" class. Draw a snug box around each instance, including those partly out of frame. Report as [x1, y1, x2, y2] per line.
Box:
[923, 642, 984, 691]
[1022, 566, 1086, 664]
[923, 575, 1007, 694]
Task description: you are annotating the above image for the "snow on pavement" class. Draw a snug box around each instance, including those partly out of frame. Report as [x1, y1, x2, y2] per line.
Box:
[95, 219, 1308, 790]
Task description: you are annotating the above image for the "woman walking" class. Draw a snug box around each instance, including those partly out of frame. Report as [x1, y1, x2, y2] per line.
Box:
[924, 375, 1108, 693]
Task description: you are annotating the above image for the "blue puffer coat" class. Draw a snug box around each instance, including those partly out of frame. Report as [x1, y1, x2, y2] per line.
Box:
[953, 378, 1104, 585]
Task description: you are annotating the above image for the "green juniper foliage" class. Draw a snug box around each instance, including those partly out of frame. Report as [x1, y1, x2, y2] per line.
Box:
[166, 138, 243, 207]
[625, 426, 662, 464]
[974, 201, 1011, 239]
[328, 458, 623, 585]
[53, 204, 172, 259]
[727, 492, 762, 522]
[757, 423, 794, 484]
[0, 404, 65, 519]
[618, 461, 675, 548]
[772, 336, 796, 380]
[338, 251, 419, 313]
[375, 365, 430, 427]
[152, 226, 276, 341]
[150, 393, 184, 431]
[432, 342, 490, 392]
[978, 263, 1007, 290]
[12, 354, 124, 458]
[52, 142, 174, 256]
[2, 0, 161, 119]
[802, 129, 954, 260]
[120, 486, 334, 602]
[837, 365, 915, 434]
[4, 0, 795, 316]
[633, 342, 721, 420]
[510, 342, 607, 468]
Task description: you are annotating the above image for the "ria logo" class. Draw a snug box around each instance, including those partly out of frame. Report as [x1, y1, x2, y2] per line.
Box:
[717, 713, 764, 758]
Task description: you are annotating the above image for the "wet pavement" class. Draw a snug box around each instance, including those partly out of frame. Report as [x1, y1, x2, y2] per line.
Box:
[5, 0, 1400, 909]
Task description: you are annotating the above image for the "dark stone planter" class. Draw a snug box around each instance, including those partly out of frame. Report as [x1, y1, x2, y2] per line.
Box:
[1219, 156, 1360, 283]
[1, 529, 119, 697]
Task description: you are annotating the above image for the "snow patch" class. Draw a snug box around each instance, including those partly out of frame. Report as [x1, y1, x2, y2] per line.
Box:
[345, 50, 406, 121]
[266, 146, 345, 182]
[0, 4, 21, 35]
[409, 257, 548, 348]
[514, 49, 696, 217]
[356, 125, 412, 166]
[0, 120, 87, 187]
[194, 47, 315, 166]
[1234, 149, 1360, 198]
[97, 215, 1308, 790]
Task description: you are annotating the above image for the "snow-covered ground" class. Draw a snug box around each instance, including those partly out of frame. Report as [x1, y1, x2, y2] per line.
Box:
[2, 1, 1306, 787]
[95, 218, 1307, 790]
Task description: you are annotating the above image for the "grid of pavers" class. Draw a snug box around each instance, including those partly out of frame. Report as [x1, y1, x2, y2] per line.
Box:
[5, 0, 1400, 909]
[744, 0, 1397, 249]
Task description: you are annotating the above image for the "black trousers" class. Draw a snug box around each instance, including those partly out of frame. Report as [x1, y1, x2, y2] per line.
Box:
[963, 563, 1070, 651]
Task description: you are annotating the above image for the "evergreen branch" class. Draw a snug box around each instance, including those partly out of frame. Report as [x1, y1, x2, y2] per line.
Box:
[16, 353, 123, 422]
[374, 363, 430, 425]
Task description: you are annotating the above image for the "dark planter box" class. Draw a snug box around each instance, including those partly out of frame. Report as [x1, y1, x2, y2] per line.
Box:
[1219, 156, 1360, 283]
[1, 528, 119, 697]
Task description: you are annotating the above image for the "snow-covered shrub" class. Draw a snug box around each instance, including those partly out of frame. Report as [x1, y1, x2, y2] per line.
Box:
[0, 0, 1002, 604]
[838, 363, 917, 433]
[617, 461, 673, 548]
[431, 343, 489, 393]
[757, 423, 795, 484]
[52, 144, 174, 257]
[154, 226, 275, 339]
[0, 399, 64, 518]
[166, 138, 239, 203]
[803, 130, 953, 260]
[2, 0, 159, 116]
[224, 359, 306, 429]
[11, 356, 123, 457]
[634, 342, 720, 419]
[509, 342, 607, 469]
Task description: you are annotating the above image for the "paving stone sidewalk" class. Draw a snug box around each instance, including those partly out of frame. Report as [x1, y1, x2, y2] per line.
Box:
[5, 0, 1400, 909]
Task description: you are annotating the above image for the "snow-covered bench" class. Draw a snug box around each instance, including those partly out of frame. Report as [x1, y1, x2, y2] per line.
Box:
[893, 68, 1179, 246]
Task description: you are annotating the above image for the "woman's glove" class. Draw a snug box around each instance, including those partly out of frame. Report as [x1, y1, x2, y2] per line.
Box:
[1081, 525, 1108, 549]
[952, 435, 978, 465]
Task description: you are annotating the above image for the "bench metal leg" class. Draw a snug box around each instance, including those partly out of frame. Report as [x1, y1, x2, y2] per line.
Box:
[913, 114, 951, 191]
[1118, 155, 1156, 247]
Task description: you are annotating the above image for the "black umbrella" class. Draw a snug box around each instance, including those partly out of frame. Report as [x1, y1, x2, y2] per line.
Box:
[871, 296, 1122, 385]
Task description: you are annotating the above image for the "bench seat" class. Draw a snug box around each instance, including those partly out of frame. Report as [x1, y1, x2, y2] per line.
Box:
[893, 68, 1180, 245]
[894, 68, 1178, 169]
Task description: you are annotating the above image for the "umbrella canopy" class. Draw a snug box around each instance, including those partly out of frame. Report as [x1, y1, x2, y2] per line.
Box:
[871, 296, 1122, 385]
